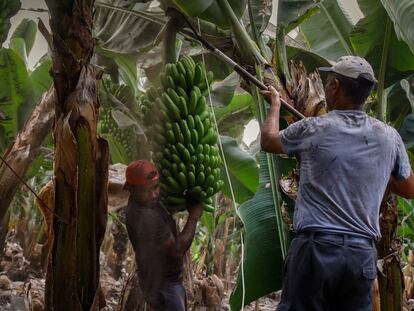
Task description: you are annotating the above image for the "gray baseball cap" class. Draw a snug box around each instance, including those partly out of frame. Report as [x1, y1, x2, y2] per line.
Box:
[318, 56, 377, 83]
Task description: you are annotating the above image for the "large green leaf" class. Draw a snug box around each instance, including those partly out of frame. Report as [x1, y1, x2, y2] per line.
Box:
[277, 0, 320, 33]
[210, 72, 240, 107]
[9, 38, 28, 65]
[172, 0, 247, 29]
[97, 47, 140, 97]
[230, 153, 290, 310]
[94, 1, 164, 54]
[400, 114, 414, 150]
[220, 136, 259, 204]
[10, 18, 37, 56]
[247, 0, 272, 35]
[286, 45, 331, 72]
[0, 48, 34, 142]
[0, 0, 21, 46]
[30, 59, 53, 102]
[350, 0, 414, 88]
[215, 91, 254, 123]
[300, 0, 355, 61]
[379, 0, 414, 54]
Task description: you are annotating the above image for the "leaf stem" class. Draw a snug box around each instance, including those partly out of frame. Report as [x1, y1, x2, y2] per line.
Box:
[216, 0, 266, 64]
[377, 17, 392, 122]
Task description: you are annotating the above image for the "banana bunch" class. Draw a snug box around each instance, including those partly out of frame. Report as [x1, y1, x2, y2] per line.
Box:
[140, 56, 223, 212]
[0, 0, 21, 45]
[98, 107, 139, 161]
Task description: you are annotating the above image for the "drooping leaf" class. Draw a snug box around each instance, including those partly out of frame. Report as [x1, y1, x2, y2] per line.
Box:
[277, 0, 320, 33]
[171, 0, 248, 29]
[247, 0, 272, 35]
[400, 114, 414, 150]
[0, 0, 21, 46]
[10, 18, 37, 56]
[94, 1, 164, 54]
[230, 153, 290, 310]
[210, 72, 240, 107]
[30, 59, 53, 102]
[350, 0, 414, 88]
[300, 0, 355, 61]
[215, 91, 254, 123]
[97, 47, 140, 97]
[401, 79, 414, 112]
[379, 0, 414, 54]
[9, 38, 28, 65]
[286, 45, 331, 72]
[102, 133, 130, 164]
[0, 48, 35, 142]
[220, 136, 259, 204]
[215, 92, 255, 138]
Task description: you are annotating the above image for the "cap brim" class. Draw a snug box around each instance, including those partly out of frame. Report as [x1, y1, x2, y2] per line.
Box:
[318, 67, 333, 72]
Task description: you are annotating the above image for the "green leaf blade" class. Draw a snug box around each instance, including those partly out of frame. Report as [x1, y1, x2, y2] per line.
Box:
[300, 0, 355, 61]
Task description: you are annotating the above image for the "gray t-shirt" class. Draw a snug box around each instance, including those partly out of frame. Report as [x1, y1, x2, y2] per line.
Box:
[280, 110, 411, 240]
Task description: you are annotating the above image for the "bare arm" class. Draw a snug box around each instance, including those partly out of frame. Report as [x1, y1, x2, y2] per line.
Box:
[388, 172, 414, 199]
[260, 86, 286, 155]
[163, 201, 203, 258]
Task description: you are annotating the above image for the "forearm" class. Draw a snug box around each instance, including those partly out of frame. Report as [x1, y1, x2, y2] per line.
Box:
[260, 103, 284, 153]
[175, 214, 199, 256]
[261, 104, 281, 137]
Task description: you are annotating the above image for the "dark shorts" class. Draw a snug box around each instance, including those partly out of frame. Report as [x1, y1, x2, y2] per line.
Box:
[277, 231, 377, 311]
[147, 281, 187, 311]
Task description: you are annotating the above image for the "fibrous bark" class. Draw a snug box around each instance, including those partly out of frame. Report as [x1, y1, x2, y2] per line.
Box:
[44, 0, 109, 310]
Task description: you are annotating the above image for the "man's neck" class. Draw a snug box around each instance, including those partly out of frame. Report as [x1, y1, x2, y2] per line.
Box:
[331, 100, 364, 111]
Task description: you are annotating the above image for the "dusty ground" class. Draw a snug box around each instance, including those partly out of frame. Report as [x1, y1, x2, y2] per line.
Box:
[0, 232, 279, 311]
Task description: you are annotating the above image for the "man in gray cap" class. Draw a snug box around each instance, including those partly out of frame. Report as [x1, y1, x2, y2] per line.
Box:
[260, 56, 414, 310]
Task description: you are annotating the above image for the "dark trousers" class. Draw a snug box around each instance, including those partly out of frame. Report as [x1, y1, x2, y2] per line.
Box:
[148, 281, 187, 311]
[277, 231, 377, 311]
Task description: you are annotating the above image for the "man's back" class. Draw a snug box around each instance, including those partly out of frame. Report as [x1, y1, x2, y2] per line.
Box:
[280, 110, 411, 239]
[125, 198, 183, 303]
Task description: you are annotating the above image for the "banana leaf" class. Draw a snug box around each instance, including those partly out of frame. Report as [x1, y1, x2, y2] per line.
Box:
[350, 0, 414, 88]
[97, 47, 140, 97]
[247, 0, 272, 36]
[277, 0, 320, 33]
[300, 0, 355, 61]
[10, 18, 37, 56]
[31, 59, 53, 102]
[379, 0, 414, 54]
[230, 152, 292, 310]
[94, 1, 164, 54]
[0, 48, 34, 144]
[171, 0, 247, 29]
[219, 136, 259, 204]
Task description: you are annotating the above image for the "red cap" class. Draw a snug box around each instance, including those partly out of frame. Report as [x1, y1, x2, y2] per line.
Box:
[125, 160, 160, 186]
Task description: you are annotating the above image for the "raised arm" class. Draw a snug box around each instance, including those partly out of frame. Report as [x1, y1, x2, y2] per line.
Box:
[163, 200, 203, 258]
[260, 86, 286, 155]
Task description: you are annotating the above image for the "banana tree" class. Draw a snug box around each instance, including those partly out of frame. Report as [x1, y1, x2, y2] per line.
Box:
[44, 1, 109, 309]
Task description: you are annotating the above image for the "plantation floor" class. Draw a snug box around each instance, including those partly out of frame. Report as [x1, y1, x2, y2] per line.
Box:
[0, 235, 280, 310]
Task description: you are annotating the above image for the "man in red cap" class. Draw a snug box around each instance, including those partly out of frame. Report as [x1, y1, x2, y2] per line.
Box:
[124, 160, 203, 311]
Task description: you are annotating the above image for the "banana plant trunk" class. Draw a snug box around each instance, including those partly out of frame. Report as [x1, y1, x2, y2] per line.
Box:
[44, 1, 109, 310]
[377, 195, 404, 311]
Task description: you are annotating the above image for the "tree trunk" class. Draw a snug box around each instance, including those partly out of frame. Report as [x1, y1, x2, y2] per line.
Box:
[44, 1, 109, 310]
[377, 195, 404, 311]
[0, 89, 56, 252]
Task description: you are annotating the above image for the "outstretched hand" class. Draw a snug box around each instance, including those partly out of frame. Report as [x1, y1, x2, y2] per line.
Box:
[260, 86, 280, 107]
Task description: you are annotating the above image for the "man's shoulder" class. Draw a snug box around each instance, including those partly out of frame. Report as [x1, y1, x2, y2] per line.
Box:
[365, 116, 399, 139]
